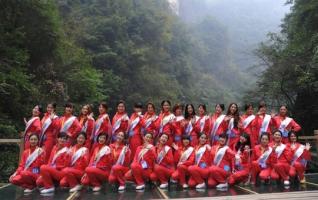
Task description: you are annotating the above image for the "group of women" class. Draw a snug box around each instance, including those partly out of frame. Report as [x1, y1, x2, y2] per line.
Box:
[9, 100, 311, 194]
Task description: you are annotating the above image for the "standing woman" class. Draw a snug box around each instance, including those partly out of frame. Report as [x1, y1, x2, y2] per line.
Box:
[141, 103, 158, 138]
[10, 133, 46, 193]
[60, 132, 90, 192]
[125, 132, 156, 190]
[224, 103, 240, 150]
[112, 100, 129, 141]
[273, 105, 302, 144]
[184, 104, 199, 147]
[188, 133, 211, 189]
[239, 104, 255, 146]
[288, 131, 311, 183]
[92, 102, 112, 148]
[108, 131, 131, 191]
[209, 104, 227, 145]
[59, 103, 82, 147]
[150, 134, 175, 189]
[23, 105, 42, 149]
[81, 133, 112, 192]
[194, 104, 210, 138]
[171, 104, 185, 147]
[155, 100, 175, 146]
[40, 103, 59, 161]
[78, 104, 95, 150]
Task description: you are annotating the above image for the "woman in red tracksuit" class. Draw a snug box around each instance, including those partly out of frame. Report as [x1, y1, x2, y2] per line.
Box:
[141, 102, 158, 140]
[188, 133, 211, 189]
[78, 104, 95, 150]
[194, 104, 210, 142]
[184, 104, 199, 147]
[112, 100, 129, 141]
[208, 133, 235, 189]
[224, 103, 240, 150]
[251, 132, 277, 185]
[10, 133, 46, 193]
[127, 103, 144, 159]
[155, 100, 175, 146]
[108, 131, 131, 191]
[270, 130, 293, 186]
[228, 133, 252, 186]
[239, 104, 256, 147]
[150, 133, 175, 189]
[40, 103, 59, 162]
[171, 135, 195, 189]
[125, 132, 156, 190]
[36, 132, 69, 194]
[272, 105, 302, 144]
[209, 104, 227, 145]
[60, 132, 90, 192]
[171, 104, 185, 147]
[288, 131, 311, 183]
[81, 133, 113, 192]
[23, 105, 42, 149]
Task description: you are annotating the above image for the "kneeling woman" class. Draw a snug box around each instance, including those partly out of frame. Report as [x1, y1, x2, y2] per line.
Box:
[150, 133, 174, 189]
[108, 132, 131, 191]
[60, 132, 90, 192]
[288, 131, 311, 183]
[125, 132, 156, 190]
[10, 133, 46, 193]
[188, 133, 211, 189]
[208, 133, 235, 189]
[36, 132, 69, 194]
[82, 133, 113, 192]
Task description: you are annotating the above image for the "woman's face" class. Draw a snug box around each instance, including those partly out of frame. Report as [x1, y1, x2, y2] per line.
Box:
[219, 137, 226, 146]
[29, 135, 39, 147]
[230, 104, 237, 114]
[215, 105, 223, 114]
[65, 107, 73, 115]
[175, 108, 182, 116]
[144, 133, 153, 143]
[198, 106, 205, 116]
[182, 139, 190, 146]
[147, 104, 155, 114]
[187, 105, 194, 115]
[99, 105, 106, 114]
[32, 106, 40, 116]
[116, 132, 125, 143]
[289, 133, 297, 143]
[259, 107, 266, 115]
[279, 106, 287, 116]
[159, 134, 168, 144]
[82, 105, 89, 115]
[239, 136, 247, 143]
[162, 102, 170, 112]
[77, 134, 86, 145]
[199, 134, 207, 145]
[260, 135, 269, 146]
[246, 106, 254, 115]
[47, 104, 54, 114]
[273, 131, 282, 143]
[57, 137, 67, 146]
[117, 103, 125, 113]
[98, 135, 106, 144]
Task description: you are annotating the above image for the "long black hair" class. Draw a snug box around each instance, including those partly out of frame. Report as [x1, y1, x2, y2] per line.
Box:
[184, 104, 195, 119]
[226, 103, 239, 128]
[235, 133, 251, 152]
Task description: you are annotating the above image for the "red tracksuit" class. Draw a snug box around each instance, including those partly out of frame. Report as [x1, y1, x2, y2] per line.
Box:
[209, 113, 227, 145]
[60, 144, 89, 188]
[81, 144, 113, 187]
[239, 114, 256, 147]
[184, 116, 199, 147]
[124, 144, 156, 186]
[140, 112, 158, 137]
[58, 115, 82, 147]
[79, 116, 95, 150]
[171, 145, 195, 185]
[188, 144, 211, 187]
[36, 145, 69, 188]
[251, 114, 275, 147]
[224, 117, 240, 150]
[228, 149, 251, 185]
[24, 117, 42, 149]
[150, 145, 175, 184]
[111, 113, 129, 140]
[273, 116, 302, 144]
[128, 113, 143, 159]
[155, 112, 175, 146]
[251, 145, 277, 183]
[208, 145, 235, 187]
[40, 113, 59, 162]
[270, 143, 293, 181]
[10, 146, 46, 189]
[171, 116, 185, 146]
[108, 144, 131, 186]
[288, 142, 311, 180]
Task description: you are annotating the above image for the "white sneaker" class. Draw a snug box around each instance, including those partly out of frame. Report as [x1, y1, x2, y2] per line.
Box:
[170, 179, 177, 183]
[24, 188, 35, 193]
[284, 180, 290, 186]
[40, 187, 55, 194]
[195, 182, 206, 189]
[118, 185, 125, 191]
[182, 184, 189, 189]
[38, 187, 44, 191]
[92, 186, 101, 192]
[136, 184, 145, 190]
[70, 185, 82, 193]
[216, 183, 228, 189]
[159, 183, 168, 189]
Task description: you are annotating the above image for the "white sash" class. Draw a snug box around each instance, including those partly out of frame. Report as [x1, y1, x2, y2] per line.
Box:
[292, 144, 305, 165]
[93, 146, 111, 165]
[178, 147, 194, 164]
[157, 146, 170, 164]
[275, 143, 286, 158]
[243, 115, 255, 129]
[258, 147, 272, 168]
[210, 114, 225, 142]
[24, 117, 39, 134]
[199, 116, 208, 132]
[128, 116, 141, 136]
[115, 146, 128, 165]
[195, 145, 207, 165]
[81, 120, 88, 133]
[71, 147, 87, 166]
[279, 117, 293, 137]
[61, 116, 76, 133]
[42, 115, 58, 135]
[112, 114, 128, 134]
[51, 147, 68, 166]
[159, 114, 175, 133]
[24, 147, 43, 170]
[145, 115, 158, 129]
[213, 146, 229, 166]
[259, 114, 271, 136]
[185, 116, 199, 135]
[94, 114, 108, 136]
[138, 144, 153, 162]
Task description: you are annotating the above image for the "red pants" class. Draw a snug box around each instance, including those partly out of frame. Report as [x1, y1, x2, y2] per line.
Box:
[251, 161, 271, 183]
[10, 171, 39, 189]
[150, 164, 174, 184]
[272, 162, 290, 181]
[108, 165, 129, 186]
[61, 167, 84, 188]
[208, 166, 229, 187]
[171, 164, 190, 185]
[289, 162, 306, 180]
[36, 165, 64, 188]
[124, 163, 152, 186]
[129, 135, 143, 160]
[188, 165, 209, 187]
[41, 137, 56, 162]
[228, 169, 249, 185]
[81, 167, 110, 187]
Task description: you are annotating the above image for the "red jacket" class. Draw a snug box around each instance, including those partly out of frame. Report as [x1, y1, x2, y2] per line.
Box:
[252, 145, 277, 168]
[40, 113, 59, 144]
[110, 143, 131, 167]
[132, 144, 156, 170]
[140, 112, 158, 135]
[94, 114, 111, 137]
[128, 113, 143, 138]
[193, 144, 212, 168]
[15, 146, 46, 175]
[210, 145, 235, 171]
[287, 142, 311, 164]
[194, 115, 210, 135]
[47, 145, 69, 170]
[24, 117, 42, 139]
[174, 145, 195, 166]
[88, 144, 113, 170]
[171, 116, 185, 145]
[79, 116, 95, 148]
[112, 113, 129, 135]
[270, 143, 293, 164]
[233, 148, 251, 171]
[66, 144, 90, 171]
[273, 116, 301, 133]
[239, 114, 255, 135]
[154, 145, 174, 169]
[58, 115, 81, 139]
[209, 113, 227, 137]
[155, 111, 175, 135]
